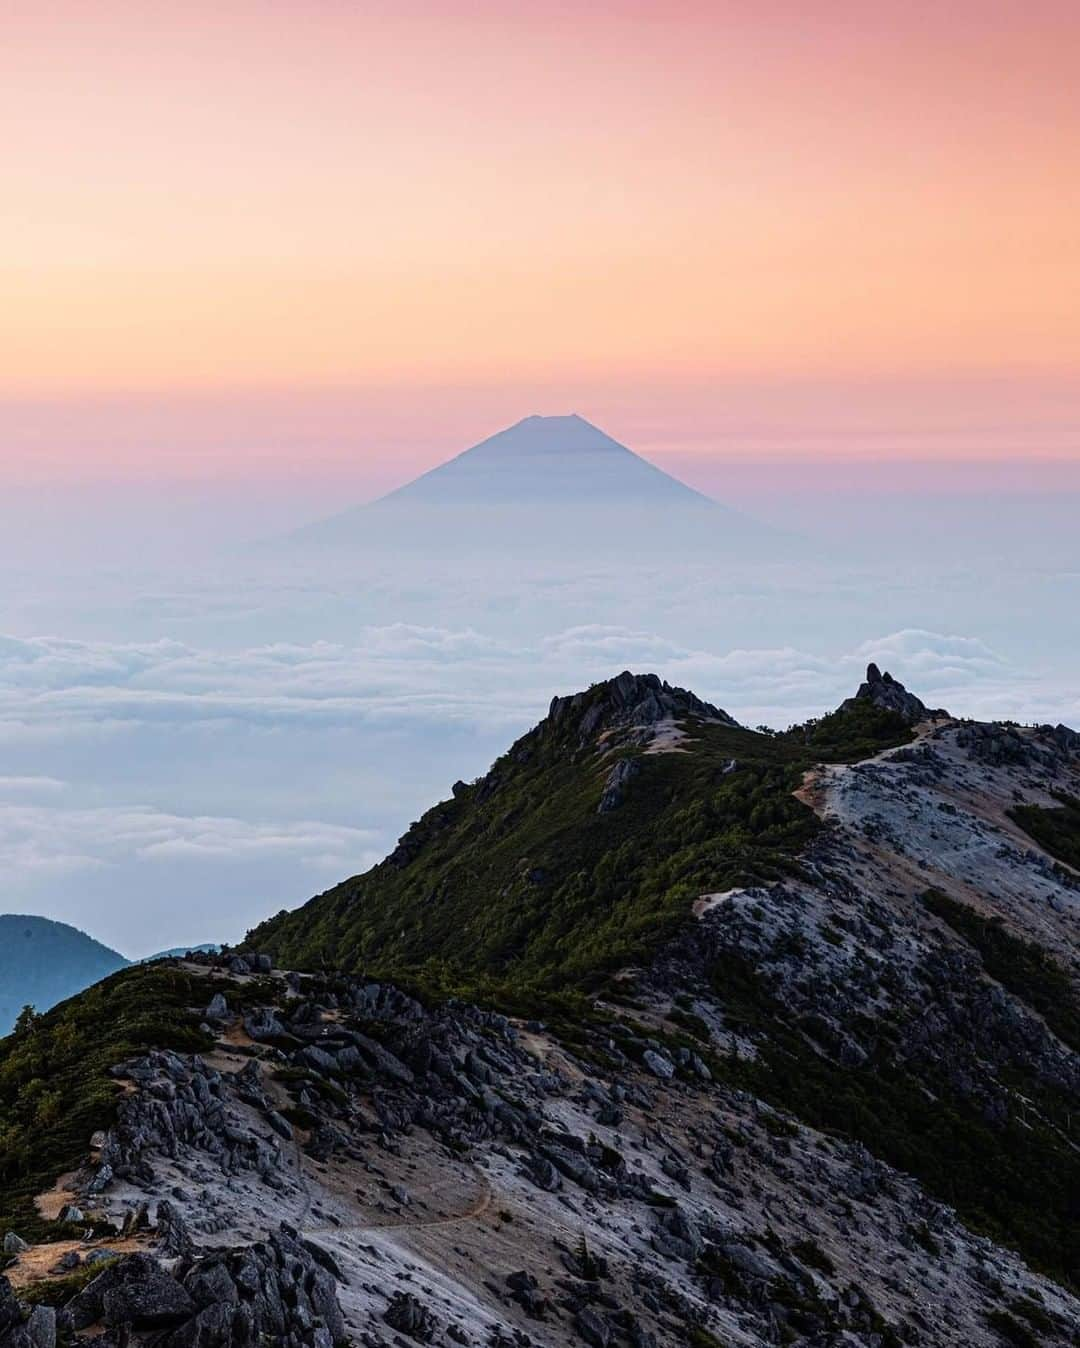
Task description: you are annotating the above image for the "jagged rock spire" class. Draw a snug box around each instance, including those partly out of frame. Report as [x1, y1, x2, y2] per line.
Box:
[845, 663, 948, 724]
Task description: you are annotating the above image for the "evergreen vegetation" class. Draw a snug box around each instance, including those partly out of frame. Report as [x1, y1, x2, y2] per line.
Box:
[0, 965, 216, 1243]
[1009, 791, 1080, 872]
[245, 691, 911, 999]
[703, 950, 1080, 1290]
[922, 889, 1080, 1051]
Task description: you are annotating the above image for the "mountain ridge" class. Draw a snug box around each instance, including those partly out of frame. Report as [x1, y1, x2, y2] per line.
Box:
[0, 662, 1078, 1347]
[244, 667, 916, 996]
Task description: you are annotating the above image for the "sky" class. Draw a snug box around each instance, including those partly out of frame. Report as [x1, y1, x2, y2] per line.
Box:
[1, 2, 1078, 962]
[3, 0, 1078, 490]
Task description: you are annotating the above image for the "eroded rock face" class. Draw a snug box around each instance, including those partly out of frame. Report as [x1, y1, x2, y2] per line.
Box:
[597, 756, 641, 813]
[0, 1284, 55, 1348]
[44, 1229, 342, 1348]
[549, 671, 738, 741]
[52, 928, 1075, 1348]
[100, 1052, 284, 1188]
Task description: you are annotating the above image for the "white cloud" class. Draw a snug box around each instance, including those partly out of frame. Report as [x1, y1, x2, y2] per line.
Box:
[0, 775, 68, 796]
[0, 621, 1073, 751]
[1, 559, 1077, 955]
[0, 800, 380, 875]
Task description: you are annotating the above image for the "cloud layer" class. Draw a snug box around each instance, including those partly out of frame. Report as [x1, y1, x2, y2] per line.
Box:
[2, 616, 1076, 950]
[1, 530, 1076, 960]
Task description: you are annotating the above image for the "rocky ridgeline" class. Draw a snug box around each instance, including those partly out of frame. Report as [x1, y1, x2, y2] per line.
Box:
[4, 674, 1080, 1347]
[547, 671, 738, 743]
[382, 670, 739, 870]
[956, 719, 1080, 774]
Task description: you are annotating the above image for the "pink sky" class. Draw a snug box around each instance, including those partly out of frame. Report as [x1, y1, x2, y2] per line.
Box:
[3, 1, 1078, 486]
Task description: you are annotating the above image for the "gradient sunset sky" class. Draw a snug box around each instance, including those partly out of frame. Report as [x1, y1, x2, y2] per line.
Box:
[4, 0, 1078, 489]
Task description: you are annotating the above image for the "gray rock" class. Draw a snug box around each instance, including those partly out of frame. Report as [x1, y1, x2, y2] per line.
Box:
[24, 1306, 56, 1348]
[86, 1163, 114, 1195]
[842, 663, 946, 724]
[548, 671, 737, 743]
[1, 1234, 28, 1255]
[384, 1291, 439, 1342]
[575, 1307, 612, 1347]
[155, 1201, 195, 1259]
[242, 1006, 288, 1042]
[265, 1111, 293, 1141]
[641, 1049, 675, 1080]
[298, 1045, 338, 1074]
[102, 1271, 195, 1328]
[598, 756, 641, 813]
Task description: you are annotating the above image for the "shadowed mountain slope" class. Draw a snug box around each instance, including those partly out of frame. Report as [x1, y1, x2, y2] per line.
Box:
[244, 670, 913, 997]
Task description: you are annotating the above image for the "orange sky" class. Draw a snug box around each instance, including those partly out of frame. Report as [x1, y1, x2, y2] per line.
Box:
[3, 0, 1078, 476]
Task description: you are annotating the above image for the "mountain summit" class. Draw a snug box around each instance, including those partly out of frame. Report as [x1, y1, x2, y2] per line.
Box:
[1, 664, 1079, 1346]
[291, 414, 788, 555]
[375, 413, 715, 509]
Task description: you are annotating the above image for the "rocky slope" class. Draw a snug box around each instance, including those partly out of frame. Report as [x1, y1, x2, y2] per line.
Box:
[0, 667, 1078, 1348]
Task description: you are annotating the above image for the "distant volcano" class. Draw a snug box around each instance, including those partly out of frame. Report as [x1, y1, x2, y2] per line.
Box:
[374, 414, 714, 508]
[291, 413, 790, 555]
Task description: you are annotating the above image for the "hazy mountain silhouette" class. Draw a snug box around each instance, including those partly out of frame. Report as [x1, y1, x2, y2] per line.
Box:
[290, 414, 792, 556]
[0, 914, 128, 1034]
[0, 917, 221, 1033]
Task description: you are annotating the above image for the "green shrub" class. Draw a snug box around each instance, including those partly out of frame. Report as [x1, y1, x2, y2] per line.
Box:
[0, 966, 214, 1242]
[1008, 791, 1080, 871]
[986, 1308, 1042, 1347]
[922, 889, 1080, 1051]
[19, 1256, 119, 1306]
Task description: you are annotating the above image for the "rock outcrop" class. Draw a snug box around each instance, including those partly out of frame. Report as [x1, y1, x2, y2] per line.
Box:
[4, 1228, 344, 1348]
[548, 671, 737, 742]
[842, 661, 947, 723]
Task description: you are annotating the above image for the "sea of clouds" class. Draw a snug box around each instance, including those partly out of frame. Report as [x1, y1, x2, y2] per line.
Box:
[0, 484, 1076, 956]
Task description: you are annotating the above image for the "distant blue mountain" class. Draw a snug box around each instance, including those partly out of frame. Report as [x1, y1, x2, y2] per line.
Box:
[0, 917, 220, 1036]
[376, 414, 714, 508]
[290, 414, 793, 556]
[0, 915, 128, 1035]
[139, 943, 220, 962]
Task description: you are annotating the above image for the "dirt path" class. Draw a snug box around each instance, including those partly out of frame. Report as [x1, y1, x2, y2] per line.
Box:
[302, 1174, 493, 1239]
[794, 719, 943, 818]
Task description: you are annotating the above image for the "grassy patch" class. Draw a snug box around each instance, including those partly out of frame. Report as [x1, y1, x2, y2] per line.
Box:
[1009, 791, 1080, 871]
[19, 1256, 120, 1306]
